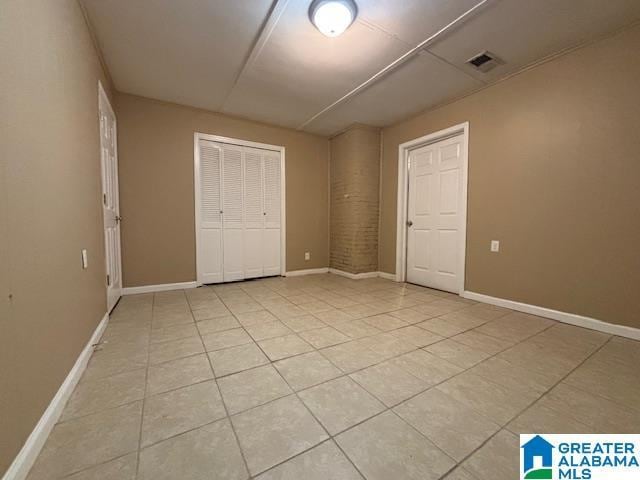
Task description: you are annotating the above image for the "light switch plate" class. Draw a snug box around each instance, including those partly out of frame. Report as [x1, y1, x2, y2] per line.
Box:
[81, 249, 89, 269]
[490, 240, 500, 253]
[305, 251, 310, 261]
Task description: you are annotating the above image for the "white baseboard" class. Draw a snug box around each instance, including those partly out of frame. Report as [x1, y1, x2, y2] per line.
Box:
[328, 269, 379, 280]
[463, 291, 640, 341]
[377, 271, 397, 281]
[3, 312, 110, 480]
[122, 281, 197, 295]
[284, 268, 329, 277]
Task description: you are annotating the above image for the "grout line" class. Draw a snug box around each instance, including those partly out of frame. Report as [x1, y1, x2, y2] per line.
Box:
[134, 292, 154, 479]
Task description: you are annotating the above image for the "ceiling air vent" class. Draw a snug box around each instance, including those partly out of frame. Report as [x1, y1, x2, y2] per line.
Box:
[466, 51, 502, 73]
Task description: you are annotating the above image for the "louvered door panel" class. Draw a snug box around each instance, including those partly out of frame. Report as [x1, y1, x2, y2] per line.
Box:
[243, 148, 264, 279]
[221, 144, 244, 282]
[263, 153, 281, 275]
[198, 140, 223, 283]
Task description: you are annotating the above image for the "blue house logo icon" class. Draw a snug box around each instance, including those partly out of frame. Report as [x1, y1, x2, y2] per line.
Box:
[521, 435, 554, 479]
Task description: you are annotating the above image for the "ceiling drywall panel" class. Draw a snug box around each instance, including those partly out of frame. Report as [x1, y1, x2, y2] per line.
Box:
[222, 0, 410, 128]
[82, 0, 272, 111]
[427, 0, 640, 82]
[305, 52, 484, 135]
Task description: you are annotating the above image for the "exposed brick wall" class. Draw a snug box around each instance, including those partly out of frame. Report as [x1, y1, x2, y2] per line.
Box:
[330, 125, 381, 274]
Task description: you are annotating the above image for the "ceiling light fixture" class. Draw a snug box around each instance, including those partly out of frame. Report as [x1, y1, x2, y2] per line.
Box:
[309, 0, 357, 38]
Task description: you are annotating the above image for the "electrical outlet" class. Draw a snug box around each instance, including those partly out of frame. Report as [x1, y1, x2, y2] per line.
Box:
[490, 240, 500, 253]
[81, 249, 89, 269]
[304, 251, 311, 261]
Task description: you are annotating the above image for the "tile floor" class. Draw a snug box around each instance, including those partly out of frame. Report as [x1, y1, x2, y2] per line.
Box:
[27, 274, 640, 479]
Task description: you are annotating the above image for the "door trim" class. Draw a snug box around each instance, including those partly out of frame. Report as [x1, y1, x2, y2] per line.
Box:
[98, 81, 122, 311]
[395, 122, 469, 294]
[193, 133, 286, 286]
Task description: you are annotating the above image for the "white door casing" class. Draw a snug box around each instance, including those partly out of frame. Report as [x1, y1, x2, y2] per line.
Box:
[98, 82, 122, 311]
[397, 123, 469, 294]
[194, 134, 285, 285]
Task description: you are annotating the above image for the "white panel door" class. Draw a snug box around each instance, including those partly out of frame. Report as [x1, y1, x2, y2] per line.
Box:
[406, 135, 464, 293]
[221, 144, 245, 282]
[263, 152, 281, 276]
[99, 87, 122, 312]
[243, 148, 264, 279]
[197, 140, 223, 283]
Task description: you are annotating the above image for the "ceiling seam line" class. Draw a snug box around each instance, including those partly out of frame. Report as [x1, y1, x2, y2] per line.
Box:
[296, 0, 493, 130]
[220, 0, 290, 112]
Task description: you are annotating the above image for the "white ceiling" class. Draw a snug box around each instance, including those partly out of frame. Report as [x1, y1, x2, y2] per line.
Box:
[82, 0, 640, 136]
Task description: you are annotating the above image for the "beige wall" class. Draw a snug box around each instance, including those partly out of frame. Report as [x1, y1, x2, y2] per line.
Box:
[380, 25, 640, 328]
[330, 126, 381, 273]
[0, 0, 113, 474]
[115, 94, 329, 286]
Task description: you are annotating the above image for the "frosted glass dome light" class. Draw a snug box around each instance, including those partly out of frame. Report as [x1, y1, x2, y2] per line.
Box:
[310, 0, 357, 37]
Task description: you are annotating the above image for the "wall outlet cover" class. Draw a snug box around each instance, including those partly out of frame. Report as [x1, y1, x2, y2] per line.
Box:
[490, 240, 500, 253]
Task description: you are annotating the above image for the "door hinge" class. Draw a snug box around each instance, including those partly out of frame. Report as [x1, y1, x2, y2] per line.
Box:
[103, 193, 107, 205]
[106, 274, 111, 286]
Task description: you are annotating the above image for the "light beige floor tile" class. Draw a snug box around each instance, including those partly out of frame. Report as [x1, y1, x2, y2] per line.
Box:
[244, 320, 293, 341]
[195, 315, 240, 334]
[27, 402, 142, 480]
[280, 314, 327, 332]
[64, 453, 137, 480]
[201, 327, 253, 351]
[298, 376, 385, 435]
[388, 350, 463, 385]
[469, 357, 558, 395]
[320, 341, 384, 373]
[274, 351, 343, 391]
[313, 309, 356, 325]
[298, 301, 335, 314]
[146, 354, 213, 395]
[232, 395, 328, 476]
[191, 305, 232, 321]
[141, 380, 226, 447]
[61, 368, 145, 421]
[227, 302, 264, 315]
[268, 304, 306, 320]
[508, 401, 593, 435]
[152, 311, 194, 329]
[138, 419, 248, 480]
[442, 467, 478, 480]
[362, 314, 408, 332]
[417, 314, 485, 337]
[350, 361, 428, 407]
[394, 389, 500, 461]
[336, 411, 455, 480]
[235, 309, 279, 326]
[474, 312, 554, 343]
[357, 332, 417, 358]
[299, 326, 351, 348]
[333, 319, 382, 339]
[390, 325, 444, 347]
[208, 343, 269, 377]
[218, 364, 292, 414]
[83, 349, 148, 381]
[462, 430, 519, 480]
[520, 382, 640, 433]
[150, 323, 199, 344]
[258, 334, 314, 361]
[256, 440, 363, 480]
[450, 330, 514, 355]
[436, 372, 541, 425]
[424, 339, 492, 369]
[455, 303, 511, 321]
[149, 335, 204, 365]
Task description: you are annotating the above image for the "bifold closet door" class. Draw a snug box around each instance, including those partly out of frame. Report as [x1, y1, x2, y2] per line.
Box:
[243, 148, 265, 279]
[263, 152, 281, 276]
[197, 139, 282, 284]
[221, 144, 244, 282]
[197, 140, 223, 283]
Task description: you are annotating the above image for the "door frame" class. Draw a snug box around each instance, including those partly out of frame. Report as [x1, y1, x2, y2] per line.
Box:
[395, 121, 469, 294]
[98, 81, 122, 311]
[193, 133, 286, 286]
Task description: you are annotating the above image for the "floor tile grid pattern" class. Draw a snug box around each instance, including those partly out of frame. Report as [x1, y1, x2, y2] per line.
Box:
[25, 274, 639, 480]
